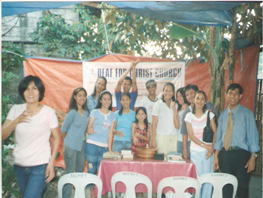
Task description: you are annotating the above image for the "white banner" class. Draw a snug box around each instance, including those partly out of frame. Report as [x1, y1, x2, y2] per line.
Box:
[83, 62, 185, 107]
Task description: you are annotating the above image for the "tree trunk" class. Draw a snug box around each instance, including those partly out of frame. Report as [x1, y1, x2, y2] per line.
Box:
[209, 26, 217, 102]
[228, 8, 238, 85]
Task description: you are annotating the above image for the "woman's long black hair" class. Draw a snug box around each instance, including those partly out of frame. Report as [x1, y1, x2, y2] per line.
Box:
[176, 87, 189, 111]
[161, 82, 176, 102]
[91, 77, 107, 98]
[135, 107, 148, 131]
[68, 87, 88, 112]
[94, 90, 112, 111]
[119, 93, 131, 115]
[192, 91, 207, 114]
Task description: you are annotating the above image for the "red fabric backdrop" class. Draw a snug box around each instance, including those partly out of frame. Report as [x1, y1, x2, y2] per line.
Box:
[23, 46, 259, 168]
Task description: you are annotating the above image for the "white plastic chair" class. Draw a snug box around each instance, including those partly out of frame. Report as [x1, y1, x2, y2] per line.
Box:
[157, 176, 200, 198]
[58, 173, 103, 198]
[111, 171, 152, 198]
[198, 173, 238, 198]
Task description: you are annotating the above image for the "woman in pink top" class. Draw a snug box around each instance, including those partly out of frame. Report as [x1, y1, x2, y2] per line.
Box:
[2, 75, 60, 198]
[185, 91, 217, 198]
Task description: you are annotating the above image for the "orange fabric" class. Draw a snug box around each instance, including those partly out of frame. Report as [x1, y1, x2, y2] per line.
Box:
[224, 45, 259, 111]
[23, 47, 259, 169]
[185, 60, 211, 99]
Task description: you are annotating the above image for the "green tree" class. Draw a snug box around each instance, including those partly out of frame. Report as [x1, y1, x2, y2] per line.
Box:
[2, 42, 26, 123]
[29, 2, 261, 113]
[29, 3, 214, 61]
[1, 42, 26, 198]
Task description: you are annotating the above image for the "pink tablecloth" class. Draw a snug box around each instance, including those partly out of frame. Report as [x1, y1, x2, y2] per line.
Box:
[96, 157, 197, 195]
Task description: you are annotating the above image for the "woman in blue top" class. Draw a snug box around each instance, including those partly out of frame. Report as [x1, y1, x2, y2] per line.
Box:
[87, 77, 107, 112]
[86, 90, 116, 198]
[61, 87, 89, 198]
[111, 93, 135, 153]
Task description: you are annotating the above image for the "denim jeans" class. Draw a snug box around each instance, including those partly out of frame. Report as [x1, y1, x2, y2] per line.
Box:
[85, 143, 107, 188]
[191, 149, 214, 198]
[14, 164, 47, 198]
[112, 140, 132, 153]
[63, 141, 86, 198]
[85, 143, 107, 174]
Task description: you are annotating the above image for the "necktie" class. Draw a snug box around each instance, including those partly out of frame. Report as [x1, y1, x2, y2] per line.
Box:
[223, 111, 233, 151]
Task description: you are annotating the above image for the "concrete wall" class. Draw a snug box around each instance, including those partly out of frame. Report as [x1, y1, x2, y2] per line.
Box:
[1, 5, 80, 105]
[2, 5, 79, 57]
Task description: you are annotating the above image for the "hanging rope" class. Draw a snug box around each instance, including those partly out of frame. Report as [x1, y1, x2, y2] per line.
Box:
[102, 10, 112, 54]
[2, 49, 24, 58]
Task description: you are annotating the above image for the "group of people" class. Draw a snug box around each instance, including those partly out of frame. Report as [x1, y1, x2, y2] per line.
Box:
[2, 60, 260, 198]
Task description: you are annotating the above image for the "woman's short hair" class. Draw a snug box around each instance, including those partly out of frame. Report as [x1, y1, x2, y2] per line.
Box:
[18, 75, 45, 101]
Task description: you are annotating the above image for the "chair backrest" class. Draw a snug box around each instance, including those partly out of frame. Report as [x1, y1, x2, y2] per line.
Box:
[198, 173, 238, 198]
[157, 176, 200, 198]
[111, 171, 152, 198]
[58, 173, 103, 198]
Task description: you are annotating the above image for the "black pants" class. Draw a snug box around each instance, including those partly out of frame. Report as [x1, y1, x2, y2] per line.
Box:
[219, 148, 251, 198]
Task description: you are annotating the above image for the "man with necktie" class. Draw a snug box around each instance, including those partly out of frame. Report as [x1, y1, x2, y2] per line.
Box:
[213, 83, 260, 198]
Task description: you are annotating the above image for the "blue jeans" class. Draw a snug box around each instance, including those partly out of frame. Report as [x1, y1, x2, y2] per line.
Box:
[85, 143, 107, 174]
[86, 143, 107, 188]
[191, 149, 214, 198]
[14, 164, 47, 198]
[112, 140, 132, 153]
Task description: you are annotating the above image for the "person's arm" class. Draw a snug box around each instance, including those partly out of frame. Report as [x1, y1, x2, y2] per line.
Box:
[112, 113, 124, 138]
[171, 101, 180, 129]
[131, 123, 138, 144]
[213, 149, 220, 171]
[45, 126, 60, 183]
[213, 113, 224, 171]
[211, 117, 217, 146]
[151, 115, 158, 148]
[61, 111, 74, 139]
[131, 60, 140, 92]
[2, 109, 32, 140]
[145, 123, 150, 142]
[181, 110, 189, 159]
[86, 117, 97, 134]
[115, 60, 139, 93]
[108, 120, 116, 152]
[245, 110, 260, 173]
[135, 124, 150, 142]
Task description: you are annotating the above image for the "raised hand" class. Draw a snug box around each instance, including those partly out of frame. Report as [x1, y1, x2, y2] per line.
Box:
[171, 101, 176, 109]
[15, 110, 32, 124]
[130, 59, 140, 69]
[88, 125, 98, 134]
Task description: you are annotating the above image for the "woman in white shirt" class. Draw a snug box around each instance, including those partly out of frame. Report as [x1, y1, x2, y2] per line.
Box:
[2, 75, 60, 198]
[152, 82, 179, 155]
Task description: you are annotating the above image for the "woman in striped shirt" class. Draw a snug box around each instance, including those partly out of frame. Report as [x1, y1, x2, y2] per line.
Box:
[185, 91, 217, 198]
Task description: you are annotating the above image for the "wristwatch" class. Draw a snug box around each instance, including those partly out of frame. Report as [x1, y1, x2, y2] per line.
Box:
[252, 153, 257, 158]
